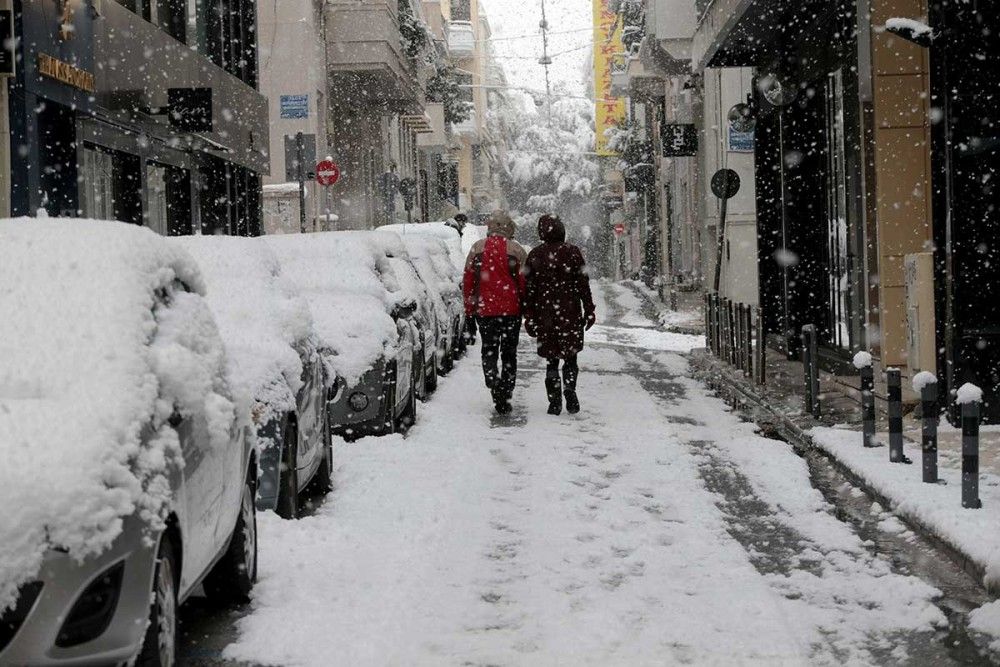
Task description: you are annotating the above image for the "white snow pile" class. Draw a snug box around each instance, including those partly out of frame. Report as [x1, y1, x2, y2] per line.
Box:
[810, 426, 1000, 590]
[956, 382, 983, 405]
[0, 219, 235, 613]
[912, 370, 938, 392]
[969, 600, 1000, 653]
[173, 236, 316, 430]
[382, 222, 466, 275]
[885, 17, 934, 39]
[852, 351, 873, 369]
[263, 232, 401, 385]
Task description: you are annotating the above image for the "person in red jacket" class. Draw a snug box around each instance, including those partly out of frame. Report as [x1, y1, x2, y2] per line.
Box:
[463, 211, 527, 414]
[523, 214, 596, 415]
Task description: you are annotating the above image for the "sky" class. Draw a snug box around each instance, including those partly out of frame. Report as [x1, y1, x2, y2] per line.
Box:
[480, 0, 594, 100]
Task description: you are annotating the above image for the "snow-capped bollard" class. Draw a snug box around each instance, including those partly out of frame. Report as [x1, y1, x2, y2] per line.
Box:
[854, 351, 877, 448]
[913, 372, 938, 483]
[886, 369, 910, 463]
[957, 383, 983, 509]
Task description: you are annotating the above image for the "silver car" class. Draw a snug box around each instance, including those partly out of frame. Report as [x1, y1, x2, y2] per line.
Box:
[0, 222, 256, 666]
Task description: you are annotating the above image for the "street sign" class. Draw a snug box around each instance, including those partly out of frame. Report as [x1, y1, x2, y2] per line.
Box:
[711, 168, 741, 199]
[316, 159, 340, 186]
[613, 223, 625, 236]
[661, 124, 698, 157]
[280, 94, 309, 119]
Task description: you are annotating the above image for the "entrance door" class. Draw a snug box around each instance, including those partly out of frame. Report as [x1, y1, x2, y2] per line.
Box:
[824, 69, 853, 351]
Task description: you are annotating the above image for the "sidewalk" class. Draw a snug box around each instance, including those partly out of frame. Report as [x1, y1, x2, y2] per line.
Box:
[692, 350, 1000, 596]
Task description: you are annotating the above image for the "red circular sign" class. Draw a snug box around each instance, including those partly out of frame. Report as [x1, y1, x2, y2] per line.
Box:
[316, 160, 340, 186]
[613, 223, 626, 236]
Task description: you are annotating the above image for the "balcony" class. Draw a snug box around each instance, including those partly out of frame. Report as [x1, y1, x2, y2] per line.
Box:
[448, 21, 475, 58]
[325, 0, 424, 112]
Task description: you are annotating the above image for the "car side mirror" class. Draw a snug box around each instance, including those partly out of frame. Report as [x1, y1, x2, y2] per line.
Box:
[392, 301, 417, 321]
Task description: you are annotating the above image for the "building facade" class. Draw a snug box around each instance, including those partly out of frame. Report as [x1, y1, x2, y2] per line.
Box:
[7, 0, 268, 235]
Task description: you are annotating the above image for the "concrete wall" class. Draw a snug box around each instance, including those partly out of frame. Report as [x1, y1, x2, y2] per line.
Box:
[702, 67, 758, 305]
[870, 0, 933, 368]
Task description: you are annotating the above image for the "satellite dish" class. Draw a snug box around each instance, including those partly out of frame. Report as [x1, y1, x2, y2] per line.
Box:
[759, 74, 797, 107]
[728, 102, 756, 132]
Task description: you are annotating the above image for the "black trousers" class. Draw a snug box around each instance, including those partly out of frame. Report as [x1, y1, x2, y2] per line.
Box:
[546, 355, 578, 391]
[478, 315, 521, 399]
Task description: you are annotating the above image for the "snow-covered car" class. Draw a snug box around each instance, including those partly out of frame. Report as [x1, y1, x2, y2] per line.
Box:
[380, 223, 467, 364]
[264, 232, 418, 440]
[0, 220, 256, 666]
[373, 231, 442, 399]
[378, 230, 463, 380]
[173, 237, 333, 520]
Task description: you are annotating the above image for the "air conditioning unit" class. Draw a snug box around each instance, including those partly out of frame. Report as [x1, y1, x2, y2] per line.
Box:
[904, 252, 936, 374]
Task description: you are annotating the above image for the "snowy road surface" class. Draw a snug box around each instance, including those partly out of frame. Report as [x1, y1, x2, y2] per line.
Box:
[220, 283, 957, 666]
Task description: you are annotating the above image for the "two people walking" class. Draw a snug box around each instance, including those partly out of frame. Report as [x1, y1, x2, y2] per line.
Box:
[463, 211, 595, 415]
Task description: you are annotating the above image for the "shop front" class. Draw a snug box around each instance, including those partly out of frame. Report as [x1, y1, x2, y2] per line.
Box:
[9, 0, 267, 235]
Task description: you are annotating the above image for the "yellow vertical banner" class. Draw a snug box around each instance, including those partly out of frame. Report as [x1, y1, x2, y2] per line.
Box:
[593, 0, 626, 156]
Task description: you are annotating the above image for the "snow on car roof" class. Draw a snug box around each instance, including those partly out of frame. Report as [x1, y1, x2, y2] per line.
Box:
[263, 232, 401, 385]
[377, 233, 456, 331]
[0, 218, 234, 614]
[380, 222, 466, 273]
[173, 236, 315, 422]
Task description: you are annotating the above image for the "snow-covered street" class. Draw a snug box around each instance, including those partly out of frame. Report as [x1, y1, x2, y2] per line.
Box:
[211, 283, 969, 666]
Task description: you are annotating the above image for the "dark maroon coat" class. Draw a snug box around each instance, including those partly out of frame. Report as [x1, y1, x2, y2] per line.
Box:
[523, 218, 596, 359]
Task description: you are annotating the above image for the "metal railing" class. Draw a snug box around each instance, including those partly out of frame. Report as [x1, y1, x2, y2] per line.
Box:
[704, 293, 765, 385]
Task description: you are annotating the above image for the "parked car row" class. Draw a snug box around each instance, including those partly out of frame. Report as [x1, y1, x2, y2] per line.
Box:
[0, 218, 467, 666]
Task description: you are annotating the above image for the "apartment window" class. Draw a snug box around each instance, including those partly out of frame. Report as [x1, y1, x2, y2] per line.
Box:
[116, 0, 187, 42]
[451, 0, 471, 22]
[200, 0, 259, 87]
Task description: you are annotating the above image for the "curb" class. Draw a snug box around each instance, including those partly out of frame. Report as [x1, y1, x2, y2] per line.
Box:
[689, 351, 996, 596]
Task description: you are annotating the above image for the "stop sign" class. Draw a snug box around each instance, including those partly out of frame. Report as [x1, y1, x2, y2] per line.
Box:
[613, 223, 625, 236]
[316, 159, 340, 186]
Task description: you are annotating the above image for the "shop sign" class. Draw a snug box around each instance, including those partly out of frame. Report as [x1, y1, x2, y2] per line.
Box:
[592, 0, 626, 156]
[661, 124, 698, 157]
[37, 53, 94, 93]
[280, 94, 309, 119]
[728, 126, 755, 152]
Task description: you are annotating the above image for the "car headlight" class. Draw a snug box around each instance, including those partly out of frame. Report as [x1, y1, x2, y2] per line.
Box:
[349, 392, 369, 411]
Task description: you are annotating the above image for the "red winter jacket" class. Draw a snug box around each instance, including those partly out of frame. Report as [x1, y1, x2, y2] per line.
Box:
[463, 235, 527, 317]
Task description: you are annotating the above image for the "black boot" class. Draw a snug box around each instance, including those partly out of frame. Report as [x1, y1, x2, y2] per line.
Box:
[563, 363, 580, 414]
[545, 372, 562, 415]
[492, 386, 512, 415]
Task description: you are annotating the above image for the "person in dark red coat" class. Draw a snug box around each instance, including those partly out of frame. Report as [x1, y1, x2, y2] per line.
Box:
[523, 214, 596, 415]
[463, 211, 527, 414]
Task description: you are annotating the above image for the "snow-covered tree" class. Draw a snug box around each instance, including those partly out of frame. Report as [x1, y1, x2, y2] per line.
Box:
[492, 92, 600, 228]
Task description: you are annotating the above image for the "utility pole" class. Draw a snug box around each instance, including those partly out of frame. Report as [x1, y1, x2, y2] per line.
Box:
[539, 0, 552, 123]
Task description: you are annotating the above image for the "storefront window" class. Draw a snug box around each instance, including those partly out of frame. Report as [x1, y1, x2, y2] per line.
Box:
[147, 163, 170, 235]
[825, 69, 852, 350]
[82, 147, 115, 222]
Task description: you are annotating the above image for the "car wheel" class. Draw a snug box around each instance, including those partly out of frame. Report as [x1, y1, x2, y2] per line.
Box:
[275, 418, 299, 519]
[305, 408, 334, 496]
[396, 372, 417, 432]
[425, 354, 439, 394]
[203, 471, 258, 604]
[137, 534, 178, 667]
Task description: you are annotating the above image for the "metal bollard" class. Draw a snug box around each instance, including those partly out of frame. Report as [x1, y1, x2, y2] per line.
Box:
[914, 373, 938, 483]
[886, 369, 910, 463]
[854, 352, 877, 447]
[959, 383, 983, 509]
[801, 325, 819, 417]
[802, 326, 814, 415]
[755, 308, 766, 386]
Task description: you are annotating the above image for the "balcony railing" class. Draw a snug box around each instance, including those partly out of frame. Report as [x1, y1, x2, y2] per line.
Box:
[448, 21, 475, 58]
